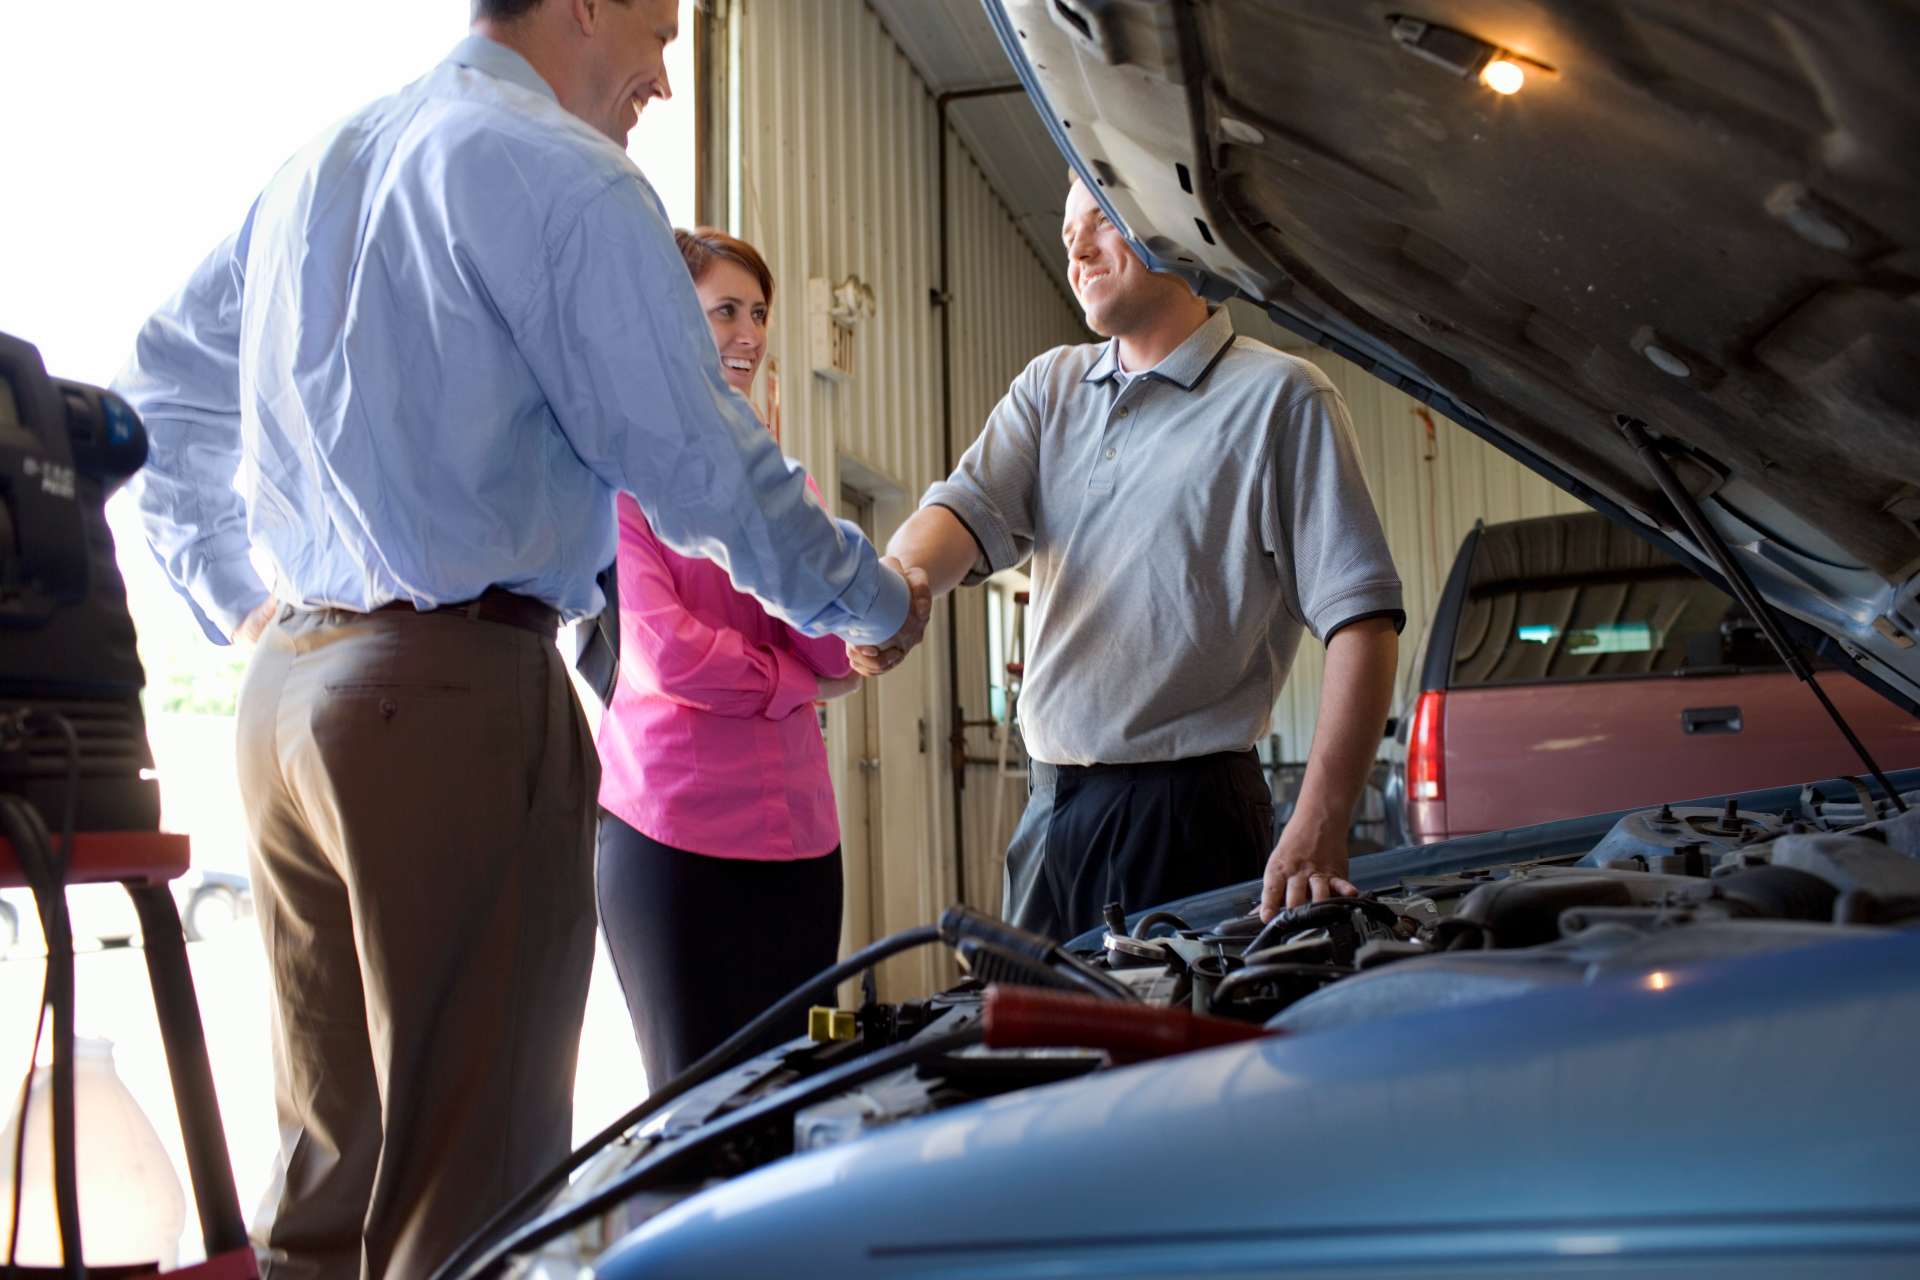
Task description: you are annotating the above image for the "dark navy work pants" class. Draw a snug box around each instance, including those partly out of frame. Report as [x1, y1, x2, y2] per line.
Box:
[1002, 750, 1274, 941]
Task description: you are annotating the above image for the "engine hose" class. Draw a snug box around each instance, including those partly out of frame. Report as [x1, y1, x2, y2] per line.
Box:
[429, 922, 944, 1280]
[1436, 917, 1494, 951]
[1130, 910, 1192, 939]
[455, 1027, 986, 1280]
[1244, 897, 1398, 957]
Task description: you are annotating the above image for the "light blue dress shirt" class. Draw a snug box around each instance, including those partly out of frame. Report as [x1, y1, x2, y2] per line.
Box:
[115, 35, 906, 647]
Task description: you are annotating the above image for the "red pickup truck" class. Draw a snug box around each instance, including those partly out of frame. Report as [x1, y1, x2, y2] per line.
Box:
[1383, 513, 1920, 844]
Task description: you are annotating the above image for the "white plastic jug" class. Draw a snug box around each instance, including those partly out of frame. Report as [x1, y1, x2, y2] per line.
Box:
[0, 1036, 187, 1269]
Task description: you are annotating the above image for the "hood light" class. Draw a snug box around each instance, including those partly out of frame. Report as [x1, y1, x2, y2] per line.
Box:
[1481, 59, 1526, 95]
[1389, 18, 1554, 95]
[1645, 971, 1674, 991]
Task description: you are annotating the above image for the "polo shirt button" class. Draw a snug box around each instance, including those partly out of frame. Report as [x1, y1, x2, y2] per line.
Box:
[1116, 406, 1131, 418]
[1105, 448, 1116, 460]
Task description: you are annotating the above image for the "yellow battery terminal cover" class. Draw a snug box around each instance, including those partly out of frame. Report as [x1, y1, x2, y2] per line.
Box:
[807, 1007, 858, 1042]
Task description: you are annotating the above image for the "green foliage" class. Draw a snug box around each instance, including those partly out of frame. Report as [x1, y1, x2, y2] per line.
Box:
[143, 650, 249, 717]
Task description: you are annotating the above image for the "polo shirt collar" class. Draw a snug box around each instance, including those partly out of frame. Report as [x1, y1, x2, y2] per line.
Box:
[448, 34, 560, 106]
[1082, 306, 1235, 391]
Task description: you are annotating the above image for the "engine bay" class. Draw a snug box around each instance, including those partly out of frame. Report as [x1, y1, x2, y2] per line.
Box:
[475, 786, 1920, 1278]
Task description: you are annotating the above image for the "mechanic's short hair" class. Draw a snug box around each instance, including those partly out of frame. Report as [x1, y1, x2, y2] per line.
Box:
[472, 0, 634, 21]
[674, 227, 776, 308]
[473, 0, 543, 19]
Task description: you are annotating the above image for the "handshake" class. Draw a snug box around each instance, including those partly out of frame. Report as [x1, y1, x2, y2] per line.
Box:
[849, 556, 933, 678]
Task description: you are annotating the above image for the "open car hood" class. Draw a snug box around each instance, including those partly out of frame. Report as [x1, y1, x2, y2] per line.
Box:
[986, 0, 1920, 714]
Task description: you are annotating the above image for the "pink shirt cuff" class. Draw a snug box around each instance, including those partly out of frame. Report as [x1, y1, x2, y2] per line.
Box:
[765, 647, 820, 721]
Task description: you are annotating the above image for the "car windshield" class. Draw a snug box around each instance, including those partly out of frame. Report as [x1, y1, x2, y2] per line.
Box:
[1450, 513, 1786, 687]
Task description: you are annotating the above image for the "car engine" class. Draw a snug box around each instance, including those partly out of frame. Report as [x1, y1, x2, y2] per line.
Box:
[471, 786, 1920, 1279]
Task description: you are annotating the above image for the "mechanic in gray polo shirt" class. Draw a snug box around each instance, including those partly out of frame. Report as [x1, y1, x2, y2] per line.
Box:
[854, 174, 1402, 937]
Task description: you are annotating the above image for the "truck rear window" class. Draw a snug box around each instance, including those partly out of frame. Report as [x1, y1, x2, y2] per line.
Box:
[1449, 513, 1786, 687]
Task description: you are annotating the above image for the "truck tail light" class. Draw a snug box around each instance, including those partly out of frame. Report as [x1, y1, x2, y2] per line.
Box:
[1407, 690, 1445, 803]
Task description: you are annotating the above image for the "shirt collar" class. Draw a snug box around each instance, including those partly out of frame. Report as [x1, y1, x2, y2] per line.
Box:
[447, 34, 560, 106]
[1082, 306, 1235, 391]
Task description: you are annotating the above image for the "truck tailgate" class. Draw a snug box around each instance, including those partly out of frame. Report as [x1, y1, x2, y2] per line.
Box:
[1442, 673, 1920, 836]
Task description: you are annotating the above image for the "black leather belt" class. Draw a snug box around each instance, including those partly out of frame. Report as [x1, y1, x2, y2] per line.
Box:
[372, 587, 558, 636]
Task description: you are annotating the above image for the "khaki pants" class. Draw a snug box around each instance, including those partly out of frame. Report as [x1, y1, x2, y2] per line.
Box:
[236, 605, 597, 1279]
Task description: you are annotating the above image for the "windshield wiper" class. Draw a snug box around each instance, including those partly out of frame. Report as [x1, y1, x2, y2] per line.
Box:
[1618, 415, 1908, 815]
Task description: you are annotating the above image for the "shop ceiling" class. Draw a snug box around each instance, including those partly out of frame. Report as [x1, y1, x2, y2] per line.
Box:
[869, 0, 1073, 296]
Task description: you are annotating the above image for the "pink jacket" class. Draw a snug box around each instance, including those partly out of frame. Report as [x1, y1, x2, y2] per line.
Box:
[595, 492, 850, 860]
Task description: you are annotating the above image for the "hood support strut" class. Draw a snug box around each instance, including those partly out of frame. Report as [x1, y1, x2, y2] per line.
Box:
[1618, 416, 1907, 814]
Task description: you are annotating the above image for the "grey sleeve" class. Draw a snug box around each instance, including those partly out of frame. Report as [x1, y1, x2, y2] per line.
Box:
[1264, 387, 1405, 642]
[920, 351, 1050, 587]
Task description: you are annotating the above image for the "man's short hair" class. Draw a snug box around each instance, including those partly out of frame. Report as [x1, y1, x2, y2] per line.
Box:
[472, 0, 642, 19]
[472, 0, 545, 19]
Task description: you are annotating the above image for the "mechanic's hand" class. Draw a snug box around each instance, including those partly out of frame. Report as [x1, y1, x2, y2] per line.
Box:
[1258, 816, 1358, 920]
[230, 598, 278, 648]
[816, 673, 863, 701]
[848, 558, 930, 677]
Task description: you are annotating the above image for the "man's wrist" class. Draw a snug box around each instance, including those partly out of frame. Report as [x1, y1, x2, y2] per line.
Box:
[1283, 798, 1348, 840]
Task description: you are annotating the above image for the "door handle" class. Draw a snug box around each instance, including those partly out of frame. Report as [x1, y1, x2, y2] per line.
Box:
[1682, 705, 1742, 735]
[857, 757, 882, 774]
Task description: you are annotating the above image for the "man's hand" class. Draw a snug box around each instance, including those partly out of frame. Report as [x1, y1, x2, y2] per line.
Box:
[1257, 616, 1396, 920]
[230, 598, 278, 648]
[816, 673, 863, 701]
[848, 558, 930, 676]
[1258, 813, 1358, 920]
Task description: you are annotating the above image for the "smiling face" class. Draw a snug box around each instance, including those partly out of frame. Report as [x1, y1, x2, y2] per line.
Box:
[695, 258, 770, 395]
[578, 0, 677, 145]
[1062, 177, 1194, 340]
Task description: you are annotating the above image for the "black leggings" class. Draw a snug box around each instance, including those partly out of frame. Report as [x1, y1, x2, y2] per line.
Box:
[594, 810, 844, 1086]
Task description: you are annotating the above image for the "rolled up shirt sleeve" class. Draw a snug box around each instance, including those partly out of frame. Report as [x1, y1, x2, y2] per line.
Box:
[114, 221, 272, 645]
[919, 350, 1051, 586]
[512, 173, 905, 647]
[1265, 387, 1405, 643]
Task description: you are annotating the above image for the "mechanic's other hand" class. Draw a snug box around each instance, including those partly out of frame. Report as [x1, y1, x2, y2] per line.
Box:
[816, 673, 863, 701]
[230, 598, 278, 648]
[849, 558, 930, 676]
[1258, 818, 1357, 920]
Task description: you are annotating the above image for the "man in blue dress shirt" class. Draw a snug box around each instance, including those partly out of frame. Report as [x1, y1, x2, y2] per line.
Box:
[114, 2, 928, 1275]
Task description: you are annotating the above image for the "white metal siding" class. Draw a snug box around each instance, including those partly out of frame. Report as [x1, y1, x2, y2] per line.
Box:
[733, 0, 1086, 936]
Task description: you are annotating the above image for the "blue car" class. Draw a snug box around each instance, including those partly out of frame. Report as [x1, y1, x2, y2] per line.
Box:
[439, 1, 1920, 1275]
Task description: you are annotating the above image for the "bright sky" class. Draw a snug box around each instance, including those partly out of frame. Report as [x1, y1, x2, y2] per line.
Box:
[0, 0, 697, 387]
[0, 0, 696, 667]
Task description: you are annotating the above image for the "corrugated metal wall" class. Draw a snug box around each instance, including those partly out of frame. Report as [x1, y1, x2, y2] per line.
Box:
[946, 143, 1090, 915]
[731, 0, 1087, 947]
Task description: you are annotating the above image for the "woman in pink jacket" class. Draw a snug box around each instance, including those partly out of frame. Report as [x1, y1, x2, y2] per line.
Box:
[595, 228, 858, 1083]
